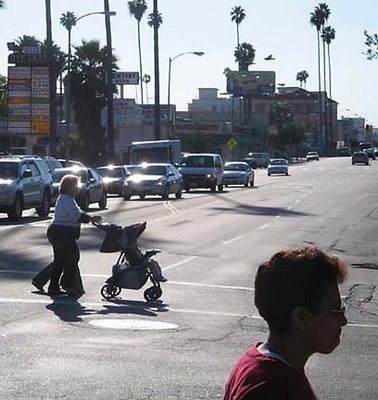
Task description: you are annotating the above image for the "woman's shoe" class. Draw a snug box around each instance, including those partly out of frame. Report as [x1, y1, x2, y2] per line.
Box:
[31, 279, 45, 293]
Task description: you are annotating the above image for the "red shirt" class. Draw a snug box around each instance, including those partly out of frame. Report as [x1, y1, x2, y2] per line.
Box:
[224, 343, 317, 400]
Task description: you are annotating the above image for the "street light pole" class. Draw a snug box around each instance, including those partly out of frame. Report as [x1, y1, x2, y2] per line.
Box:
[167, 51, 204, 106]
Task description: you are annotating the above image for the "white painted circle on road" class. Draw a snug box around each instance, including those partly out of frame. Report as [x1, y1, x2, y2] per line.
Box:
[89, 319, 178, 330]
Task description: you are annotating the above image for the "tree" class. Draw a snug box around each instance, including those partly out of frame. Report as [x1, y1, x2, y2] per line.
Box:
[0, 74, 7, 117]
[234, 42, 255, 71]
[128, 0, 147, 104]
[69, 39, 118, 164]
[230, 5, 246, 47]
[363, 30, 378, 60]
[322, 26, 335, 99]
[296, 70, 309, 89]
[310, 3, 330, 154]
[148, 0, 162, 140]
[0, 1, 5, 8]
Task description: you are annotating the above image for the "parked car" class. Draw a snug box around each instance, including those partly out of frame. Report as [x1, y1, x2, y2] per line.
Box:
[306, 151, 319, 161]
[51, 167, 107, 210]
[222, 161, 254, 187]
[178, 153, 224, 192]
[246, 152, 271, 168]
[352, 151, 369, 165]
[123, 163, 183, 200]
[96, 165, 131, 196]
[57, 159, 85, 168]
[0, 155, 52, 220]
[363, 148, 376, 160]
[267, 158, 289, 176]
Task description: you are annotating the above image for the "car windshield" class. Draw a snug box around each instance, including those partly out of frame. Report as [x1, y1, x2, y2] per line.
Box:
[97, 167, 123, 178]
[308, 152, 317, 155]
[0, 162, 18, 179]
[225, 163, 247, 171]
[180, 156, 214, 167]
[133, 165, 167, 176]
[52, 169, 87, 183]
[270, 159, 286, 165]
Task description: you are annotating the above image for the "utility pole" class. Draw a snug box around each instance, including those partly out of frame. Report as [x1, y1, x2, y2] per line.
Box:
[104, 0, 115, 160]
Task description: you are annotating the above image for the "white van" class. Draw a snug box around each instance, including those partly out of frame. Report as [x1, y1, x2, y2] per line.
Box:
[178, 153, 224, 192]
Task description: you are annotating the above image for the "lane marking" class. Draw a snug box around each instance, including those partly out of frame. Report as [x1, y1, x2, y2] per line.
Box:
[161, 256, 198, 272]
[287, 206, 293, 210]
[163, 201, 180, 214]
[223, 236, 243, 245]
[257, 223, 270, 230]
[295, 199, 301, 204]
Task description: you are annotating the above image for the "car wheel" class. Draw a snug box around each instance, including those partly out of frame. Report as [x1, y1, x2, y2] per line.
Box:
[250, 178, 254, 187]
[268, 173, 271, 176]
[162, 185, 169, 200]
[36, 191, 51, 218]
[139, 194, 146, 200]
[210, 183, 216, 192]
[286, 172, 289, 176]
[99, 191, 107, 209]
[352, 162, 355, 165]
[244, 180, 249, 187]
[8, 193, 23, 221]
[217, 184, 223, 192]
[123, 194, 131, 200]
[184, 185, 190, 192]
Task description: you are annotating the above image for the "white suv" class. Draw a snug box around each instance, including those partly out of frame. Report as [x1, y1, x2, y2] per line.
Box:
[0, 155, 53, 221]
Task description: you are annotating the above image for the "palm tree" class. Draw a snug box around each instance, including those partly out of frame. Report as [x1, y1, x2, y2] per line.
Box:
[147, 11, 162, 28]
[296, 70, 309, 89]
[148, 0, 162, 140]
[128, 0, 147, 104]
[234, 42, 255, 72]
[69, 39, 118, 163]
[364, 30, 378, 60]
[310, 3, 330, 154]
[322, 26, 335, 99]
[0, 1, 5, 8]
[230, 5, 246, 47]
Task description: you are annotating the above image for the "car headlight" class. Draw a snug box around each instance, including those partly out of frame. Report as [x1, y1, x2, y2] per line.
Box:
[0, 182, 14, 193]
[206, 173, 213, 179]
[156, 178, 165, 186]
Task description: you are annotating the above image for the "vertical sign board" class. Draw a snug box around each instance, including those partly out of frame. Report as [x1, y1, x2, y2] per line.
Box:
[31, 67, 50, 134]
[7, 66, 50, 135]
[8, 66, 32, 134]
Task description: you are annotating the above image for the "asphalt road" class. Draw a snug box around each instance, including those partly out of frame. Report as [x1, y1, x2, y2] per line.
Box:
[0, 157, 377, 399]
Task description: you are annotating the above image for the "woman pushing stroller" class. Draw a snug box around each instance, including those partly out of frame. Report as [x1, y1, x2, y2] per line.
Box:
[32, 174, 101, 297]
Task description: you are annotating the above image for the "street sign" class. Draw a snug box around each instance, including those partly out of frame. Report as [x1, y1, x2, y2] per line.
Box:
[227, 137, 238, 149]
[112, 71, 139, 85]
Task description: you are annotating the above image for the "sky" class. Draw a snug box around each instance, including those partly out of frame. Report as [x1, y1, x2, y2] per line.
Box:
[1, 0, 378, 125]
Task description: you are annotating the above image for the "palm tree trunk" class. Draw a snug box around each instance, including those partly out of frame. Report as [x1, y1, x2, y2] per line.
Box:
[237, 24, 240, 47]
[317, 31, 323, 154]
[322, 35, 328, 155]
[153, 0, 160, 140]
[327, 44, 332, 99]
[137, 21, 144, 104]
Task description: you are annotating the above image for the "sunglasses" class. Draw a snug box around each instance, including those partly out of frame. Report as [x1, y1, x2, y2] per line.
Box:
[309, 305, 346, 316]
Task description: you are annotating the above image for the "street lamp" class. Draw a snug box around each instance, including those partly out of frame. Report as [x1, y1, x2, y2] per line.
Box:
[167, 51, 204, 106]
[63, 10, 116, 160]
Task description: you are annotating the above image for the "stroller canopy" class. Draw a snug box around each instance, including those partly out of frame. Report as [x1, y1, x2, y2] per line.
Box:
[99, 222, 147, 253]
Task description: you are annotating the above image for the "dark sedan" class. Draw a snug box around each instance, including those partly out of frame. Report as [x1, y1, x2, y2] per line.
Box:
[51, 167, 107, 210]
[352, 152, 369, 165]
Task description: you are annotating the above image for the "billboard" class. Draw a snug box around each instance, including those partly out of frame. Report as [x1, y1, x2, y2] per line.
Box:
[112, 71, 139, 85]
[226, 70, 276, 96]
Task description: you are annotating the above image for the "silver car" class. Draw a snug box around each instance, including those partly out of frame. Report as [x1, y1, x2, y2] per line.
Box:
[123, 163, 183, 200]
[96, 165, 131, 196]
[222, 161, 254, 187]
[267, 158, 289, 176]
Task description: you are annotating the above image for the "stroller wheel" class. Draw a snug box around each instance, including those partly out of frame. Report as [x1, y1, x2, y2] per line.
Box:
[144, 286, 163, 302]
[101, 284, 121, 299]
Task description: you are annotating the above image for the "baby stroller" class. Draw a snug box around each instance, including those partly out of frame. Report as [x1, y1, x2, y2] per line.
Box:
[94, 221, 165, 302]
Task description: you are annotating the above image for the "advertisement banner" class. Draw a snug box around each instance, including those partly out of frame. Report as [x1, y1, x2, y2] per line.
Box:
[112, 71, 139, 85]
[226, 70, 276, 96]
[141, 105, 175, 124]
[32, 121, 50, 134]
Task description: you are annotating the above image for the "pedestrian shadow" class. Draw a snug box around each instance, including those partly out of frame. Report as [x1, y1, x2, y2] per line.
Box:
[45, 296, 169, 323]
